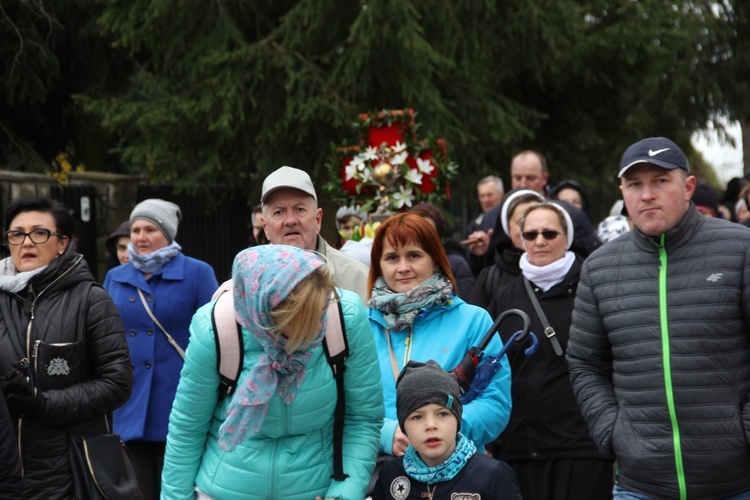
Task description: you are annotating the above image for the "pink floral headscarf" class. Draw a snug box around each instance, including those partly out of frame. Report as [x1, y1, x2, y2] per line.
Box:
[218, 245, 327, 451]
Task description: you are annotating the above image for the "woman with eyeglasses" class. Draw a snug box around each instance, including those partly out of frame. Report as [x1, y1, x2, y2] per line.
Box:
[0, 197, 133, 499]
[366, 213, 512, 481]
[487, 202, 613, 500]
[103, 198, 218, 499]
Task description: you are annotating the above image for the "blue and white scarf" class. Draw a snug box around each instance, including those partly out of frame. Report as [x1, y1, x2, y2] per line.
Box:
[127, 241, 181, 274]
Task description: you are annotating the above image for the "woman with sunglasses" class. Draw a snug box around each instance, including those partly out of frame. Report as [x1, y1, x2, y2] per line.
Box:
[487, 202, 613, 500]
[0, 197, 133, 499]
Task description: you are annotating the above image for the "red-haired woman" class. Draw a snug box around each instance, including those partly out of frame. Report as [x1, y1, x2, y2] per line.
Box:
[367, 213, 512, 457]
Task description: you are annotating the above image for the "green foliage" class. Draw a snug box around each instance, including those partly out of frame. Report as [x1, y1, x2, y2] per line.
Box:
[0, 0, 744, 216]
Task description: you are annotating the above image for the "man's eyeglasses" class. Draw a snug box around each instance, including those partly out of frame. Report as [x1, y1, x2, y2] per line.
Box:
[5, 229, 65, 246]
[521, 230, 564, 241]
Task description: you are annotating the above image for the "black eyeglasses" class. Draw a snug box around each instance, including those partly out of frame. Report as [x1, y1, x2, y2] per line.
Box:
[521, 230, 564, 241]
[5, 229, 65, 246]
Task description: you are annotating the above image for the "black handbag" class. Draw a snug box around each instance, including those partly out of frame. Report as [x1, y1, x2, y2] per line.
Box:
[68, 433, 143, 500]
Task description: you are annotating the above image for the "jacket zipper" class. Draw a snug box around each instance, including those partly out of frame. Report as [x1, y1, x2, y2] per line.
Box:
[16, 254, 84, 477]
[657, 235, 687, 500]
[270, 438, 280, 499]
[31, 340, 41, 391]
[24, 254, 84, 371]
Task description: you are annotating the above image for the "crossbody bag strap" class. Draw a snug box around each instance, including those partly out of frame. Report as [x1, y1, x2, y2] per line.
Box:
[385, 328, 401, 381]
[523, 278, 564, 357]
[137, 289, 186, 359]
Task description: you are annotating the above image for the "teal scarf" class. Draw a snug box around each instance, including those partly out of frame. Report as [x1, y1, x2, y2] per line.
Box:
[368, 272, 453, 331]
[403, 433, 477, 484]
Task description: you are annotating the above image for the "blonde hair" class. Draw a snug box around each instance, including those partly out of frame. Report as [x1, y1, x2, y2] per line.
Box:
[270, 266, 335, 352]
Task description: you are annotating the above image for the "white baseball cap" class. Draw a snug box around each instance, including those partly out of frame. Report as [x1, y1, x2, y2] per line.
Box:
[261, 166, 317, 204]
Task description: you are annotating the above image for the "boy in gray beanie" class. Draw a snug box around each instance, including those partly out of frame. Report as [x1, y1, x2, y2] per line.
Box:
[130, 199, 181, 243]
[372, 360, 521, 499]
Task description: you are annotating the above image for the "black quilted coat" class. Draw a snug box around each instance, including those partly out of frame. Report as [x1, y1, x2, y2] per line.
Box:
[568, 207, 750, 499]
[0, 248, 133, 500]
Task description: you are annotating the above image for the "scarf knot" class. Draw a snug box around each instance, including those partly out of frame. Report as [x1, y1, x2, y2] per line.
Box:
[218, 246, 327, 451]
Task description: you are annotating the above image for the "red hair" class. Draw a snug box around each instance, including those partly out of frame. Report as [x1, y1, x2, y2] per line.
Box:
[368, 213, 457, 298]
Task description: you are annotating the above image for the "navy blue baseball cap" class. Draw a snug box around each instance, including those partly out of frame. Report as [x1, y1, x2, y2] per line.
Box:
[618, 137, 689, 178]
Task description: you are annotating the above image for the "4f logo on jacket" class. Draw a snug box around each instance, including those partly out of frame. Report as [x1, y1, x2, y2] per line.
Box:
[706, 273, 723, 283]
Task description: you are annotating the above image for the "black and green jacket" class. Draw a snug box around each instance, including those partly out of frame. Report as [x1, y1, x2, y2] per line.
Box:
[568, 205, 750, 500]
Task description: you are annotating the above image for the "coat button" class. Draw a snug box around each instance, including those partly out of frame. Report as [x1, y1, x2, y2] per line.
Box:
[128, 296, 135, 302]
[145, 362, 152, 369]
[129, 330, 136, 337]
[147, 329, 153, 336]
[147, 296, 153, 302]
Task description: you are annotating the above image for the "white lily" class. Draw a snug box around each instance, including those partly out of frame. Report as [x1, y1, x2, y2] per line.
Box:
[416, 157, 434, 175]
[359, 168, 373, 184]
[391, 151, 409, 165]
[363, 146, 379, 161]
[404, 168, 423, 185]
[392, 185, 414, 209]
[344, 160, 360, 181]
[392, 141, 407, 154]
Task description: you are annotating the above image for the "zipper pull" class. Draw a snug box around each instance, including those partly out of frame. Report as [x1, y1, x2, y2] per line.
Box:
[32, 339, 41, 360]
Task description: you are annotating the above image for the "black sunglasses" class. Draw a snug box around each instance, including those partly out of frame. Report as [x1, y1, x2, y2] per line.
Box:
[521, 230, 564, 241]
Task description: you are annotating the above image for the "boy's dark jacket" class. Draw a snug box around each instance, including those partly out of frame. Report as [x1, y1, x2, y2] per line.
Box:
[372, 452, 522, 499]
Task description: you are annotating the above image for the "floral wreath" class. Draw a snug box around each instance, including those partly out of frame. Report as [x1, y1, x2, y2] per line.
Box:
[324, 109, 459, 214]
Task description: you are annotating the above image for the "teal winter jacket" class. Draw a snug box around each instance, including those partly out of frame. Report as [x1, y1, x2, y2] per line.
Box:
[161, 289, 384, 500]
[369, 295, 512, 453]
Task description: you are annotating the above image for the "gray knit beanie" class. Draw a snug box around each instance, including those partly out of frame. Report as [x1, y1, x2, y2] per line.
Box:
[130, 199, 181, 243]
[396, 360, 463, 433]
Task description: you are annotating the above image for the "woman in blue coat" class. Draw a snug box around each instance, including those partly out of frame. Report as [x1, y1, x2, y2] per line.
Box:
[103, 199, 218, 499]
[367, 213, 512, 456]
[161, 245, 383, 499]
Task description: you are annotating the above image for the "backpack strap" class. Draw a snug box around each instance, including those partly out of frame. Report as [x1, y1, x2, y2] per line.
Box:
[323, 289, 349, 481]
[211, 280, 244, 399]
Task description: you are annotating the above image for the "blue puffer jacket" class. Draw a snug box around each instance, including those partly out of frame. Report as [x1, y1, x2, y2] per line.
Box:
[161, 289, 384, 500]
[368, 295, 512, 453]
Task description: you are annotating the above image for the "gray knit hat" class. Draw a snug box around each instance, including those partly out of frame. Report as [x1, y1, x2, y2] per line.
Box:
[396, 360, 463, 433]
[130, 199, 181, 243]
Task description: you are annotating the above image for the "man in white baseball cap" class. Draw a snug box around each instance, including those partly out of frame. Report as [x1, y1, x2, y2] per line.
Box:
[260, 165, 369, 302]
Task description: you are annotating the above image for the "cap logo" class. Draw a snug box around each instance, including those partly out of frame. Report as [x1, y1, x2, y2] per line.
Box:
[445, 395, 454, 410]
[648, 148, 670, 156]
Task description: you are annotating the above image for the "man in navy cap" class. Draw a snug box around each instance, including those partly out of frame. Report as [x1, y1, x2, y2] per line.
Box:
[567, 137, 750, 499]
